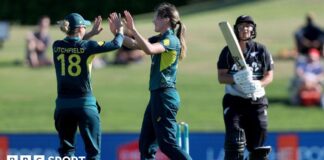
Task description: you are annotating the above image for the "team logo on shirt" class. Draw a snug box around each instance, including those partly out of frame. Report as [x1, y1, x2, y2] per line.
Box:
[97, 41, 105, 46]
[251, 62, 260, 72]
[250, 51, 258, 57]
[163, 39, 170, 46]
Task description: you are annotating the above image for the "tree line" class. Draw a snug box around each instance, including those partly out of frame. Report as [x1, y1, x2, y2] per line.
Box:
[0, 0, 190, 24]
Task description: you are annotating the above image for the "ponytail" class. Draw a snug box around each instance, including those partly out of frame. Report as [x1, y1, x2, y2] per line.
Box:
[177, 21, 186, 61]
[155, 2, 186, 60]
[57, 20, 76, 35]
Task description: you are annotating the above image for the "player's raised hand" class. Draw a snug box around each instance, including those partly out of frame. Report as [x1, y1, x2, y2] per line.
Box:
[89, 16, 103, 36]
[108, 12, 123, 35]
[123, 10, 136, 34]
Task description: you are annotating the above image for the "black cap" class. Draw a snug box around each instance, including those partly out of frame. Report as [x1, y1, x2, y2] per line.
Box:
[234, 15, 257, 40]
[235, 15, 255, 25]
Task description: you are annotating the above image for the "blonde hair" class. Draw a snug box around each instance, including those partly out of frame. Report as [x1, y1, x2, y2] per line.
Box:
[156, 3, 187, 60]
[57, 20, 76, 35]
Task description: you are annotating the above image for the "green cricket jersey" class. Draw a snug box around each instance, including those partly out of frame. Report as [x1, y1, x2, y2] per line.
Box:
[148, 29, 180, 91]
[53, 34, 123, 107]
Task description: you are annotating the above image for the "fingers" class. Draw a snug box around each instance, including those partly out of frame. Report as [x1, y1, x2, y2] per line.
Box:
[95, 16, 103, 30]
[118, 13, 122, 22]
[110, 12, 119, 22]
[98, 11, 132, 35]
[123, 10, 135, 31]
[95, 16, 102, 27]
[123, 10, 133, 22]
[94, 16, 102, 24]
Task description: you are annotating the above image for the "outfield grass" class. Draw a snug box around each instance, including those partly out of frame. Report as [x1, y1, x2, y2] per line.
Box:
[0, 0, 324, 133]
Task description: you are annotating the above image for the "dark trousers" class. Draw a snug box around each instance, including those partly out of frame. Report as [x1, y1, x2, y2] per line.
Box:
[223, 94, 268, 152]
[139, 88, 192, 160]
[54, 105, 101, 160]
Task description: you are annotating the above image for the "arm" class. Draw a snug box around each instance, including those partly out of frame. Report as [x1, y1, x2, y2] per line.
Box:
[260, 70, 273, 87]
[217, 48, 235, 84]
[83, 16, 104, 40]
[218, 69, 234, 84]
[86, 33, 124, 54]
[132, 30, 165, 55]
[260, 46, 274, 87]
[86, 13, 124, 54]
[124, 10, 165, 55]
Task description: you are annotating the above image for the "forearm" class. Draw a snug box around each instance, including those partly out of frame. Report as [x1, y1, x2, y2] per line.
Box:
[93, 33, 124, 53]
[83, 31, 96, 40]
[218, 76, 235, 84]
[132, 30, 154, 54]
[109, 33, 124, 49]
[218, 72, 234, 84]
[260, 71, 273, 87]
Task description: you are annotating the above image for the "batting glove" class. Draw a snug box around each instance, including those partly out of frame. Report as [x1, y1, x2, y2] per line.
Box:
[233, 68, 253, 85]
[240, 80, 264, 95]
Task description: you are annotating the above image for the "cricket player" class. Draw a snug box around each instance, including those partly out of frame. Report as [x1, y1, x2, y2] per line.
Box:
[53, 13, 124, 160]
[122, 3, 192, 160]
[217, 15, 274, 160]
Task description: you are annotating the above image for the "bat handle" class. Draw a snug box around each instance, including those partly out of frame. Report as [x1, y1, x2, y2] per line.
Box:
[251, 94, 257, 101]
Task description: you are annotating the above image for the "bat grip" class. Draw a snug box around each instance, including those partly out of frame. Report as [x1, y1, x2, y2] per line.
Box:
[251, 94, 257, 101]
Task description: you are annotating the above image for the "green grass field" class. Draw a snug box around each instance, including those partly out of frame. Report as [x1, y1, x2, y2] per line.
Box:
[0, 0, 324, 133]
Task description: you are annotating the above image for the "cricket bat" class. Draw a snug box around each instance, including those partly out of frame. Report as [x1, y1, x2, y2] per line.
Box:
[219, 21, 256, 100]
[218, 21, 247, 70]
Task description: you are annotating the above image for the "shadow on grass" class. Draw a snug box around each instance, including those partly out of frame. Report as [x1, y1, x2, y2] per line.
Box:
[268, 96, 290, 105]
[0, 60, 23, 68]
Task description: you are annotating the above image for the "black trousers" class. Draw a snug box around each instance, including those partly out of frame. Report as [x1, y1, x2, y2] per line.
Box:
[222, 94, 268, 152]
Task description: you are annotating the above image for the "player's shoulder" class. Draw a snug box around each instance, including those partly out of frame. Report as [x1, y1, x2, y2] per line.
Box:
[53, 40, 64, 47]
[160, 34, 179, 50]
[220, 46, 230, 54]
[219, 46, 231, 59]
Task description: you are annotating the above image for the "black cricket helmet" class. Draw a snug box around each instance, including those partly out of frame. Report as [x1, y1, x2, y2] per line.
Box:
[234, 15, 257, 40]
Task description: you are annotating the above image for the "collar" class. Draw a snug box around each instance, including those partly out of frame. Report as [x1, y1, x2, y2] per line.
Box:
[242, 40, 254, 55]
[64, 36, 81, 41]
[161, 29, 174, 37]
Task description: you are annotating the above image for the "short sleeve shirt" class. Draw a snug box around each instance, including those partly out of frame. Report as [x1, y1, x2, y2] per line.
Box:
[217, 41, 274, 97]
[53, 34, 123, 107]
[148, 29, 181, 91]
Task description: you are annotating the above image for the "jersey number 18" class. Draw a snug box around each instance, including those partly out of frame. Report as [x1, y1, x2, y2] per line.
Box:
[57, 54, 81, 77]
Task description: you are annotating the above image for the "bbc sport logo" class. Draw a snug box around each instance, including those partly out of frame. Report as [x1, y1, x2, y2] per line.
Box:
[7, 155, 86, 160]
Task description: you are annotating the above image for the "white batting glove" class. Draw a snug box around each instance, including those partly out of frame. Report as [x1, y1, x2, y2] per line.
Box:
[240, 80, 265, 97]
[233, 68, 253, 85]
[239, 82, 255, 94]
[252, 81, 265, 98]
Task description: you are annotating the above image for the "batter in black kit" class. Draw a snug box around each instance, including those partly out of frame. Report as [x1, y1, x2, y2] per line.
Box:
[217, 15, 274, 160]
